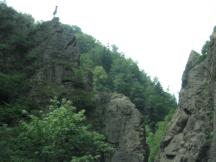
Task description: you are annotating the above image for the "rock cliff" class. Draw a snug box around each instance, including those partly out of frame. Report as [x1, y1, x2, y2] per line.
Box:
[27, 18, 82, 106]
[91, 93, 148, 162]
[31, 18, 80, 84]
[156, 34, 216, 161]
[28, 19, 148, 161]
[1, 4, 180, 162]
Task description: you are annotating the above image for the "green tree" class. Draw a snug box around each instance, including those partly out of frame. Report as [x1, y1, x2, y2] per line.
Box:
[12, 98, 113, 162]
[146, 110, 174, 162]
[93, 66, 108, 91]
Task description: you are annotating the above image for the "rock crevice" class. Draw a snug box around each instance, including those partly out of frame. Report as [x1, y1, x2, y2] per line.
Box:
[156, 34, 216, 162]
[91, 93, 148, 162]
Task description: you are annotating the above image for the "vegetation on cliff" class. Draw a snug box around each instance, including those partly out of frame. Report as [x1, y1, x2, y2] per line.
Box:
[1, 99, 113, 162]
[0, 4, 177, 161]
[73, 25, 177, 129]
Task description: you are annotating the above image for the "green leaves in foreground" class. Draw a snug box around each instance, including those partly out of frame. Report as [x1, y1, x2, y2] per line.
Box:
[11, 99, 113, 162]
[146, 110, 175, 162]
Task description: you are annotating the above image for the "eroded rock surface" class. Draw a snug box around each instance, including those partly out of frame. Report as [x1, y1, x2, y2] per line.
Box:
[26, 19, 149, 162]
[30, 17, 79, 84]
[92, 93, 148, 162]
[156, 44, 214, 161]
[27, 18, 81, 105]
[30, 19, 149, 161]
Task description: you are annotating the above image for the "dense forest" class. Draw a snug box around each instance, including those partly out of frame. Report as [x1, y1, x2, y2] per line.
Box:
[0, 4, 177, 162]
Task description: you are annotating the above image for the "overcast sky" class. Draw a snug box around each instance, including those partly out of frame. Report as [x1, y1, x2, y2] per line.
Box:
[6, 0, 216, 97]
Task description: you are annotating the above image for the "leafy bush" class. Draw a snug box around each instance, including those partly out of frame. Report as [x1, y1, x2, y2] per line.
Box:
[11, 98, 113, 162]
[0, 103, 28, 125]
[73, 25, 177, 129]
[0, 73, 27, 103]
[146, 110, 175, 162]
[0, 125, 19, 161]
[93, 66, 108, 91]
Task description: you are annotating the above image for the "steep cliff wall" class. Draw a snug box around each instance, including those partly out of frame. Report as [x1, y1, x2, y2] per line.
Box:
[30, 18, 80, 84]
[27, 18, 81, 106]
[156, 38, 216, 161]
[27, 19, 148, 162]
[91, 93, 148, 162]
[207, 32, 216, 162]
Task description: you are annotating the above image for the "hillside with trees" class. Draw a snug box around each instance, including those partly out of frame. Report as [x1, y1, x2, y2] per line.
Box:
[0, 4, 177, 162]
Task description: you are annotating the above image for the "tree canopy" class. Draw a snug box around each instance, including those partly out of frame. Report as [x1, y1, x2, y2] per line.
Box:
[0, 4, 178, 161]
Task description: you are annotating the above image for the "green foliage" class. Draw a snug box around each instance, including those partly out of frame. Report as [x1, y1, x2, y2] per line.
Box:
[0, 5, 177, 162]
[0, 125, 20, 162]
[75, 26, 177, 128]
[197, 40, 210, 63]
[201, 41, 210, 55]
[1, 99, 113, 162]
[73, 25, 177, 129]
[0, 73, 27, 103]
[0, 103, 28, 126]
[93, 66, 108, 91]
[75, 32, 97, 54]
[0, 4, 34, 48]
[146, 110, 175, 162]
[70, 89, 96, 112]
[145, 78, 177, 129]
[110, 57, 140, 95]
[0, 43, 8, 50]
[0, 3, 36, 88]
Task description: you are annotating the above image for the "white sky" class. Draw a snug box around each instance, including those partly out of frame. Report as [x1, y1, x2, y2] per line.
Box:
[6, 0, 216, 97]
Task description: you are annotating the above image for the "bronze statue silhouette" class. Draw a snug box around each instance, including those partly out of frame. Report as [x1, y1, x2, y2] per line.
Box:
[53, 6, 58, 17]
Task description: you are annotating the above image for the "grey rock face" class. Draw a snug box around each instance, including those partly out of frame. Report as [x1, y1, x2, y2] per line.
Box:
[92, 93, 148, 162]
[208, 33, 216, 162]
[156, 49, 213, 161]
[30, 18, 79, 84]
[25, 18, 148, 161]
[27, 18, 81, 105]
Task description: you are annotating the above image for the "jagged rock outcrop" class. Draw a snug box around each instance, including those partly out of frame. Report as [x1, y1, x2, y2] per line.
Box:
[28, 19, 148, 161]
[208, 31, 216, 162]
[25, 19, 148, 162]
[30, 18, 79, 84]
[0, 5, 149, 161]
[27, 18, 82, 105]
[156, 38, 216, 161]
[91, 93, 148, 162]
[0, 9, 81, 106]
